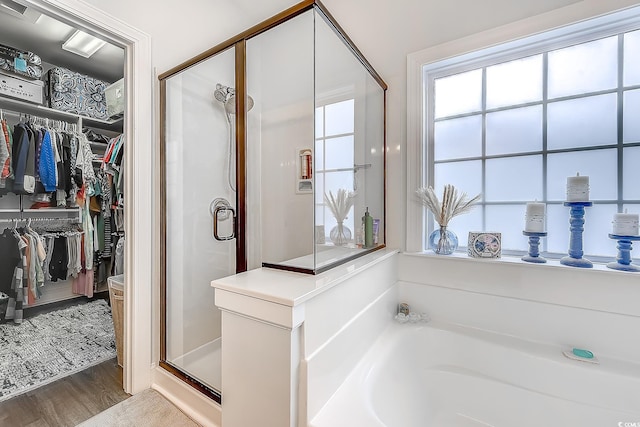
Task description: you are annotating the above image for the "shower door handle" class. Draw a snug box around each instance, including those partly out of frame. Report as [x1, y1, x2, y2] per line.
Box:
[213, 205, 236, 241]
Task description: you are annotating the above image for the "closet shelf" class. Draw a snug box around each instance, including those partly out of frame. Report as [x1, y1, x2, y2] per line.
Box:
[89, 141, 108, 149]
[22, 208, 81, 214]
[0, 207, 82, 222]
[0, 207, 81, 214]
[0, 95, 123, 130]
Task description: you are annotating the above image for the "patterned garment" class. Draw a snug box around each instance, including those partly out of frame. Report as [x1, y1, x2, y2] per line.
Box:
[0, 126, 9, 184]
[48, 67, 109, 120]
[95, 168, 111, 218]
[75, 133, 96, 192]
[0, 45, 42, 80]
[103, 217, 112, 258]
[1, 120, 11, 179]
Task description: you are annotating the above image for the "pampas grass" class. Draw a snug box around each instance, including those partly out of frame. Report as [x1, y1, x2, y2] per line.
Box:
[416, 184, 481, 226]
[324, 189, 355, 222]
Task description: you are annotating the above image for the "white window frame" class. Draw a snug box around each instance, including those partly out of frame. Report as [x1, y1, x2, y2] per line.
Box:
[406, 1, 640, 253]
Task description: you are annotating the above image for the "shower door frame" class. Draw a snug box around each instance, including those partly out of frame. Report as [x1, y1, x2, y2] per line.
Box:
[158, 0, 387, 402]
[158, 0, 314, 403]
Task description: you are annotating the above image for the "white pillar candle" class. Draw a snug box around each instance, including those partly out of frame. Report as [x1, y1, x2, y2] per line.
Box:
[612, 211, 639, 236]
[525, 202, 546, 232]
[566, 173, 589, 202]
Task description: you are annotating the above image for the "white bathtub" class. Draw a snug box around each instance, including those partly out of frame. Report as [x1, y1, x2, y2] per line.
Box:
[310, 321, 640, 427]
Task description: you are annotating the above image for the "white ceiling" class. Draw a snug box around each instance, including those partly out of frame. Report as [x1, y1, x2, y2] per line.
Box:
[0, 4, 124, 83]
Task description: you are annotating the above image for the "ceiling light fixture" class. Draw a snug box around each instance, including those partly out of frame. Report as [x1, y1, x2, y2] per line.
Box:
[62, 29, 106, 58]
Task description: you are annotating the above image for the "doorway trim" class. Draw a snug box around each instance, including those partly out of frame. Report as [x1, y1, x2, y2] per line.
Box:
[24, 0, 154, 394]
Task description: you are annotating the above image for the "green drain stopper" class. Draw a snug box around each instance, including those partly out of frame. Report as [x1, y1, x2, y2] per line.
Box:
[572, 348, 594, 359]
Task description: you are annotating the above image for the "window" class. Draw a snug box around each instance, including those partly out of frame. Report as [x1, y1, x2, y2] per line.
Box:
[315, 99, 355, 239]
[423, 22, 640, 259]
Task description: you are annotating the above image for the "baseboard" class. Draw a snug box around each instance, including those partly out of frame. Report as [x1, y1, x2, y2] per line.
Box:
[152, 366, 221, 427]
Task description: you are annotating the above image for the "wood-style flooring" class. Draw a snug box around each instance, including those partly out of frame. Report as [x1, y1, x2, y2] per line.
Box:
[0, 357, 130, 427]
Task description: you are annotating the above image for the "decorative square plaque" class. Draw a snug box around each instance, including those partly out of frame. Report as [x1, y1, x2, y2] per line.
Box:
[468, 232, 502, 258]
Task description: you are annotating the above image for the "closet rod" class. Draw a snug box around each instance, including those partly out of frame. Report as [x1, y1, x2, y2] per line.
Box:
[0, 109, 81, 135]
[0, 108, 76, 124]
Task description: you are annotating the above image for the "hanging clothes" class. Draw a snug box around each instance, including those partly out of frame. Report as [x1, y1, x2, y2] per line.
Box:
[1, 119, 13, 181]
[0, 228, 22, 323]
[38, 130, 57, 192]
[0, 124, 10, 187]
[48, 236, 67, 282]
[12, 122, 34, 194]
[0, 110, 120, 316]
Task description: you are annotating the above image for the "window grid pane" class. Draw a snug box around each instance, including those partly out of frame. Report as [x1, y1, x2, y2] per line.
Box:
[428, 30, 638, 259]
[316, 101, 356, 239]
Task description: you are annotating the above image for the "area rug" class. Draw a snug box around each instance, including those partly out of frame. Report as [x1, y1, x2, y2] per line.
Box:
[0, 299, 116, 402]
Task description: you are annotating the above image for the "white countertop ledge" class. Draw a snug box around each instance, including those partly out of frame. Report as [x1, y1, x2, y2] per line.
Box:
[211, 248, 399, 307]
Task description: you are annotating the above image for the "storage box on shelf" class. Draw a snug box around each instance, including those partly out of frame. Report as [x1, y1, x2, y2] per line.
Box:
[105, 78, 124, 119]
[46, 66, 110, 120]
[0, 43, 43, 81]
[0, 94, 122, 131]
[0, 72, 44, 105]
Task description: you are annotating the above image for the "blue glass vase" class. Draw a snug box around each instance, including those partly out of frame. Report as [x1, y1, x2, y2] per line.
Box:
[429, 226, 458, 255]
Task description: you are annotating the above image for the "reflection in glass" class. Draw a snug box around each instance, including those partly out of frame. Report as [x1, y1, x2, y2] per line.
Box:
[246, 11, 315, 269]
[315, 106, 324, 138]
[486, 54, 542, 109]
[547, 94, 617, 149]
[548, 36, 617, 98]
[247, 8, 385, 272]
[325, 99, 354, 136]
[325, 136, 354, 169]
[547, 149, 617, 201]
[315, 139, 324, 170]
[486, 106, 542, 155]
[434, 69, 482, 118]
[434, 115, 482, 160]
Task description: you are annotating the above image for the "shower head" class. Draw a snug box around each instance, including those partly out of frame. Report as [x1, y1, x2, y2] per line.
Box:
[214, 83, 254, 114]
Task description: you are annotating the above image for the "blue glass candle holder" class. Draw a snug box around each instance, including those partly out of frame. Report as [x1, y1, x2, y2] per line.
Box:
[522, 231, 547, 263]
[560, 202, 593, 268]
[607, 234, 640, 272]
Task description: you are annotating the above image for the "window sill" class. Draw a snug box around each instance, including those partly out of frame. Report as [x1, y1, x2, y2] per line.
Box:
[402, 250, 640, 275]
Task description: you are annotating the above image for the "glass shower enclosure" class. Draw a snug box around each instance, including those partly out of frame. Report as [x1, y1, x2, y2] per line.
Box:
[160, 47, 237, 400]
[159, 0, 386, 402]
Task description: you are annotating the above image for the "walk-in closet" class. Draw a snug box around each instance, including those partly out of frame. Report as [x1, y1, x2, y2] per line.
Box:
[0, 1, 128, 422]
